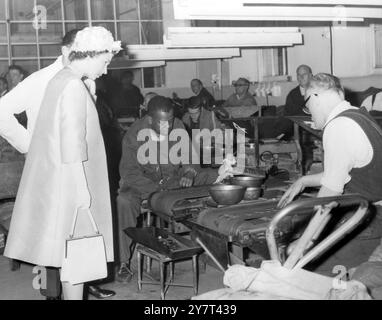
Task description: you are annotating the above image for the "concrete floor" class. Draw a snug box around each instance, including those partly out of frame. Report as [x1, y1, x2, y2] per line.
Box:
[0, 254, 224, 300]
[0, 235, 379, 300]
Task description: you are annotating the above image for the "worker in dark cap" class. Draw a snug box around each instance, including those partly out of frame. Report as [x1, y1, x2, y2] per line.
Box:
[116, 95, 217, 282]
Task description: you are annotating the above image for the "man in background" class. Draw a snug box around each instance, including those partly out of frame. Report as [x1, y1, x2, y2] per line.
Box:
[285, 65, 313, 116]
[116, 70, 144, 118]
[173, 78, 215, 109]
[7, 65, 25, 91]
[182, 96, 222, 132]
[222, 77, 257, 108]
[284, 64, 315, 173]
[0, 77, 8, 98]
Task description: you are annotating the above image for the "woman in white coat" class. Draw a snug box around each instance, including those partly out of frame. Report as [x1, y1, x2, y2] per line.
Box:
[4, 27, 121, 300]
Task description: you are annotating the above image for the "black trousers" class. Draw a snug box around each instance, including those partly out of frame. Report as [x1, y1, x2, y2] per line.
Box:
[40, 267, 61, 298]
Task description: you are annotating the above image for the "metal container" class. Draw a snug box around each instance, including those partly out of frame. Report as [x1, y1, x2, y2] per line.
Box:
[230, 174, 265, 188]
[209, 185, 246, 205]
[243, 187, 262, 201]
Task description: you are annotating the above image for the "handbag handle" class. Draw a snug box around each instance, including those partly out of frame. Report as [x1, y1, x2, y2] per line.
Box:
[69, 208, 100, 239]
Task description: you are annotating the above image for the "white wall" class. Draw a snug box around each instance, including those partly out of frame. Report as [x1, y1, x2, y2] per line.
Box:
[158, 0, 382, 106]
[287, 26, 332, 78]
[332, 26, 373, 77]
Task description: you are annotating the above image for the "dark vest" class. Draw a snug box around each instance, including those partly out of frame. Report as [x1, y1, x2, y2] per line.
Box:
[325, 107, 382, 202]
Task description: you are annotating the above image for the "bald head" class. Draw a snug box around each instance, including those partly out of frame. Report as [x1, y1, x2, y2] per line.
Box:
[296, 64, 313, 89]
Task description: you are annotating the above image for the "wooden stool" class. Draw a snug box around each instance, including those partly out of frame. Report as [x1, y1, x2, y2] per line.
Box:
[136, 244, 199, 300]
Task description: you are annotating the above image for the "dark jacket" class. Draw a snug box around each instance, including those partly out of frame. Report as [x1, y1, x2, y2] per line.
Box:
[119, 116, 197, 196]
[115, 85, 144, 118]
[284, 86, 305, 116]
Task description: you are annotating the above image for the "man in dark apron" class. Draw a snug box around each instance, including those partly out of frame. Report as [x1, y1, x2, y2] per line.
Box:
[278, 73, 382, 298]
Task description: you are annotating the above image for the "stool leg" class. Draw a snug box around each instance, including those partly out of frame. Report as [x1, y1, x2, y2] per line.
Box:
[192, 255, 199, 295]
[169, 261, 174, 283]
[160, 262, 165, 300]
[137, 250, 143, 291]
[146, 256, 152, 274]
[146, 211, 151, 227]
[145, 211, 152, 273]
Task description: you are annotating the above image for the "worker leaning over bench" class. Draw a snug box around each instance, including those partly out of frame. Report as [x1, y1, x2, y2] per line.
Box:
[116, 95, 217, 283]
[277, 73, 382, 299]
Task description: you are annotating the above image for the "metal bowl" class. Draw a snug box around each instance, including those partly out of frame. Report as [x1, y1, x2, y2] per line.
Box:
[243, 187, 262, 201]
[230, 174, 266, 188]
[209, 185, 246, 205]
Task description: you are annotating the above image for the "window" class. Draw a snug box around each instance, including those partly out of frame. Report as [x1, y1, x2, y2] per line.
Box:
[262, 48, 288, 78]
[0, 0, 165, 88]
[374, 24, 382, 69]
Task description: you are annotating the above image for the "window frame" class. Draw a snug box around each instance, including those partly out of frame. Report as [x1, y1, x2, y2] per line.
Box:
[370, 23, 382, 74]
[0, 0, 165, 88]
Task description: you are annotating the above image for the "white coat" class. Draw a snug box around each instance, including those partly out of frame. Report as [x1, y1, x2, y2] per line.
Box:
[4, 68, 113, 267]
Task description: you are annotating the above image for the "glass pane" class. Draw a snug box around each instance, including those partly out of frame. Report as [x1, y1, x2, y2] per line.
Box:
[40, 59, 56, 68]
[39, 23, 63, 42]
[91, 0, 114, 20]
[115, 0, 138, 20]
[11, 60, 38, 75]
[10, 23, 36, 43]
[0, 61, 8, 76]
[376, 25, 382, 68]
[63, 0, 88, 20]
[117, 22, 139, 44]
[65, 22, 89, 34]
[92, 22, 115, 38]
[40, 44, 61, 57]
[141, 22, 163, 44]
[12, 45, 37, 58]
[0, 0, 6, 20]
[0, 45, 8, 57]
[140, 0, 162, 20]
[36, 0, 63, 20]
[143, 66, 165, 88]
[0, 23, 6, 43]
[9, 0, 35, 21]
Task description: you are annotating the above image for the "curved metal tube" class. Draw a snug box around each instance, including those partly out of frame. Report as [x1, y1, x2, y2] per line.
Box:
[265, 194, 369, 266]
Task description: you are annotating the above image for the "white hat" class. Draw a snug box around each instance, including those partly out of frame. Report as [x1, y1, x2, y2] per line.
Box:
[70, 26, 122, 54]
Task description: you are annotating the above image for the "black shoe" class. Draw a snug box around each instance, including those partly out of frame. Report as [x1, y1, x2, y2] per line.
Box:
[88, 285, 115, 299]
[116, 263, 134, 283]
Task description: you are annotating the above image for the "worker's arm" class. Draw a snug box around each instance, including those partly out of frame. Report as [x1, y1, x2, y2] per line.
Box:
[0, 78, 33, 153]
[277, 172, 323, 208]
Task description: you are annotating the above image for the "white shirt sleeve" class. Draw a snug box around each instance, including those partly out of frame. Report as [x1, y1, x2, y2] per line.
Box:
[0, 58, 62, 154]
[321, 117, 373, 193]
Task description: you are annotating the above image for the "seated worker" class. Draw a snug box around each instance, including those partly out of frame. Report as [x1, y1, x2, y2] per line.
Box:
[116, 95, 217, 282]
[284, 64, 315, 173]
[173, 78, 215, 109]
[222, 77, 258, 109]
[278, 73, 382, 278]
[182, 96, 223, 132]
[284, 65, 313, 116]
